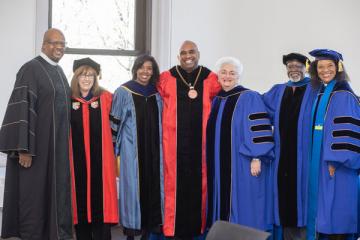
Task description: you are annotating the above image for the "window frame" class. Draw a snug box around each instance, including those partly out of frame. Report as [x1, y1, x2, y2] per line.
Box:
[48, 0, 152, 57]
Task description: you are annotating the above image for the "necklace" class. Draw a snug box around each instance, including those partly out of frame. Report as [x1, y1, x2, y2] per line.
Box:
[176, 65, 202, 99]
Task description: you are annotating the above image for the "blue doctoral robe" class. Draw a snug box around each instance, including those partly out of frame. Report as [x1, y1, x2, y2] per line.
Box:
[206, 86, 274, 231]
[263, 78, 318, 227]
[110, 80, 164, 231]
[313, 81, 360, 235]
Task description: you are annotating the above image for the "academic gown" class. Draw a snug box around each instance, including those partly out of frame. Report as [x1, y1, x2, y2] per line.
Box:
[69, 91, 118, 225]
[157, 66, 221, 237]
[311, 81, 360, 235]
[0, 56, 73, 240]
[263, 78, 318, 228]
[206, 86, 274, 231]
[110, 80, 164, 235]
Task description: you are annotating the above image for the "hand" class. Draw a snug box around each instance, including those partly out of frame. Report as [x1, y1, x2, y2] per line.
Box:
[251, 158, 261, 177]
[19, 153, 32, 168]
[328, 164, 335, 177]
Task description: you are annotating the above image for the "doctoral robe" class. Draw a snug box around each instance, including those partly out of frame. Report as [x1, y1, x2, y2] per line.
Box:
[309, 81, 360, 236]
[157, 66, 221, 237]
[206, 86, 274, 231]
[263, 78, 317, 228]
[69, 91, 118, 225]
[111, 80, 164, 235]
[0, 56, 73, 240]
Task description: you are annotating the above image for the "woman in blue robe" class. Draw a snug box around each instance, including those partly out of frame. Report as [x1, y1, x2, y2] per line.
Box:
[110, 55, 164, 240]
[206, 57, 274, 231]
[307, 49, 360, 240]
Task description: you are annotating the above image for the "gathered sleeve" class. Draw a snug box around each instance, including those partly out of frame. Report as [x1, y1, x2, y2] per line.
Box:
[323, 91, 360, 170]
[237, 91, 275, 162]
[0, 63, 38, 156]
[110, 87, 128, 157]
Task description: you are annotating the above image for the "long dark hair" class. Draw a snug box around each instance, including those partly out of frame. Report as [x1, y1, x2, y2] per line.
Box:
[309, 59, 350, 87]
[131, 54, 160, 85]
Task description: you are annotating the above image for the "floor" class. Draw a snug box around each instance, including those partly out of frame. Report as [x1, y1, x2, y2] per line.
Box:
[0, 209, 128, 240]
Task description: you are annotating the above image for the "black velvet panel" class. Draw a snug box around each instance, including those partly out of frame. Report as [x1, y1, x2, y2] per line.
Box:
[332, 130, 360, 140]
[71, 101, 88, 224]
[334, 116, 360, 127]
[251, 124, 272, 132]
[206, 98, 221, 227]
[253, 136, 274, 143]
[219, 93, 241, 221]
[89, 100, 104, 223]
[331, 143, 360, 153]
[170, 66, 211, 237]
[132, 94, 162, 231]
[277, 85, 306, 227]
[249, 113, 269, 120]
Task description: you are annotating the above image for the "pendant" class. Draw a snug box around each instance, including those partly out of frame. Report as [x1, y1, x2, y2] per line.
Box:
[188, 86, 198, 99]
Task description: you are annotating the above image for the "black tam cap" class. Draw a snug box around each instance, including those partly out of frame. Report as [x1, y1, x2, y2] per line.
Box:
[282, 53, 309, 66]
[73, 57, 101, 75]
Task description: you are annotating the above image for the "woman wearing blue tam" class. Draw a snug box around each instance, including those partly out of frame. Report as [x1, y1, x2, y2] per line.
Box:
[306, 49, 360, 240]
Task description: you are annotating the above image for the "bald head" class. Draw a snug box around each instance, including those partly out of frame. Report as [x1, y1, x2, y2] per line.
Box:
[179, 40, 198, 53]
[43, 28, 65, 44]
[41, 28, 66, 63]
[178, 40, 200, 73]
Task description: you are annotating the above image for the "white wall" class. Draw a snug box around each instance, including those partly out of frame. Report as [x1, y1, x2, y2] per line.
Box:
[0, 0, 37, 207]
[163, 0, 360, 94]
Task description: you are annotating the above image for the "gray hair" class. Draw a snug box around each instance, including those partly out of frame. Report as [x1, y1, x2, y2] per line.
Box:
[215, 56, 244, 80]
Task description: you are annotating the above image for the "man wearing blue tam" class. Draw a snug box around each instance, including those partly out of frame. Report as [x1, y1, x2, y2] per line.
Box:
[263, 52, 318, 240]
[306, 49, 360, 240]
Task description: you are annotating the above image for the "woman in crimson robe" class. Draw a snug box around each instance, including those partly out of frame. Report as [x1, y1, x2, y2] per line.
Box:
[69, 57, 118, 240]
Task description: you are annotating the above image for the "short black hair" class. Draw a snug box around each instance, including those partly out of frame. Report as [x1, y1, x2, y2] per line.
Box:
[131, 54, 160, 86]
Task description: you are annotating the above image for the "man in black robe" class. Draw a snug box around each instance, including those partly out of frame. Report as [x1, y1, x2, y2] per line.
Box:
[0, 28, 73, 240]
[263, 53, 317, 240]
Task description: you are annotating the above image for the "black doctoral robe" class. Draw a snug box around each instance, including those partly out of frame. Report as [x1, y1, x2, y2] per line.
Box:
[0, 56, 73, 240]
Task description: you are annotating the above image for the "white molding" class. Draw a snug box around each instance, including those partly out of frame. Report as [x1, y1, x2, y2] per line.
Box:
[151, 0, 172, 72]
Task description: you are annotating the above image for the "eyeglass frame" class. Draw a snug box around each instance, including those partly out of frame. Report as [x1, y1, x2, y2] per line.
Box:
[46, 40, 67, 48]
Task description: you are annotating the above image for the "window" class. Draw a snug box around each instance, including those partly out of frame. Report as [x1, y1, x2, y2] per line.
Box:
[50, 0, 152, 92]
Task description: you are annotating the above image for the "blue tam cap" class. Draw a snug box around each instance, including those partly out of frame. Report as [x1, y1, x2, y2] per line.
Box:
[309, 49, 343, 61]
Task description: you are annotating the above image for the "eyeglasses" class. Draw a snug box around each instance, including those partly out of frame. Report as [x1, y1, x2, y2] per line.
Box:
[79, 74, 95, 79]
[46, 41, 67, 48]
[286, 64, 304, 70]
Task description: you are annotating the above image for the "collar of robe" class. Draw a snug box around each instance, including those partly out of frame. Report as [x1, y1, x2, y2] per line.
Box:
[286, 77, 310, 87]
[217, 85, 248, 98]
[40, 52, 58, 66]
[122, 80, 157, 97]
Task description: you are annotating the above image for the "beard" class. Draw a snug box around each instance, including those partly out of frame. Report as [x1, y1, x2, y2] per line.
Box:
[288, 72, 303, 82]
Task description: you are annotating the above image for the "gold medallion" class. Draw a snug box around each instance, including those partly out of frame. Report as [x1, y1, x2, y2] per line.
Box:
[188, 88, 198, 99]
[176, 66, 202, 100]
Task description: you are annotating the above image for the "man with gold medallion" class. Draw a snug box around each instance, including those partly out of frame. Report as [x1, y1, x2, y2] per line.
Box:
[157, 40, 221, 239]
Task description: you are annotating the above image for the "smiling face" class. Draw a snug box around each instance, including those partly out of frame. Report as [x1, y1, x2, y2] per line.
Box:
[317, 59, 337, 84]
[218, 63, 239, 91]
[78, 68, 96, 97]
[135, 61, 153, 86]
[178, 41, 200, 73]
[41, 29, 66, 62]
[286, 60, 306, 82]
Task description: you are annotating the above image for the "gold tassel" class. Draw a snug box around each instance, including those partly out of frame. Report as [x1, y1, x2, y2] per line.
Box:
[305, 59, 310, 72]
[116, 156, 120, 177]
[338, 61, 343, 72]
